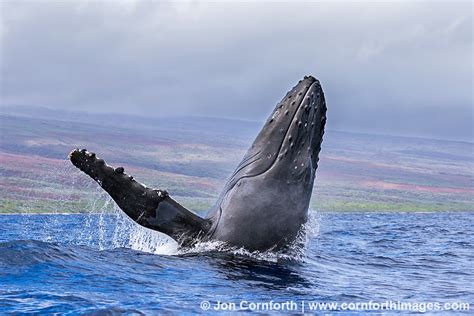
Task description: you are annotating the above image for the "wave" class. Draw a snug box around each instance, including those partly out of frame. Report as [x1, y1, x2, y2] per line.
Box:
[0, 209, 321, 265]
[0, 239, 83, 268]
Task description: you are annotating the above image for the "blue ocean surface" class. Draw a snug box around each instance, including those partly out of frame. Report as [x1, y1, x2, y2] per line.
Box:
[1, 211, 473, 314]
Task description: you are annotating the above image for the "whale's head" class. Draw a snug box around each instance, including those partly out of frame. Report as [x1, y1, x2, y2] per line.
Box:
[208, 76, 327, 250]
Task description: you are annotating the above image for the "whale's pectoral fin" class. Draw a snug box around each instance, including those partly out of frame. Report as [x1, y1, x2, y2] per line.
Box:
[69, 149, 211, 246]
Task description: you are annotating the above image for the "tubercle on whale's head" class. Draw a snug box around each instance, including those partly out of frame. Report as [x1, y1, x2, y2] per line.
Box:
[221, 75, 327, 191]
[262, 75, 327, 178]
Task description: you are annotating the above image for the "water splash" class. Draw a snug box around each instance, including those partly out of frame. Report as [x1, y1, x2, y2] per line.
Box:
[32, 159, 321, 262]
[74, 195, 174, 253]
[176, 211, 321, 263]
[78, 202, 321, 262]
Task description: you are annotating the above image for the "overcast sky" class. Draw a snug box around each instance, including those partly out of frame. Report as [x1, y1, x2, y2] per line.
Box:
[0, 1, 472, 141]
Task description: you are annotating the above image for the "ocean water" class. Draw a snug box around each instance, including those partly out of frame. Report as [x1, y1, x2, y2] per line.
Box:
[0, 211, 473, 314]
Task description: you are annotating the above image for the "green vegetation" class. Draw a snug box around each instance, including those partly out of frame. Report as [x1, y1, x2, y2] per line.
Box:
[1, 111, 472, 214]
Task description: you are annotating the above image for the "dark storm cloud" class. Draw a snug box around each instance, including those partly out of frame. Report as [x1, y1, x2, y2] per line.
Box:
[0, 1, 472, 141]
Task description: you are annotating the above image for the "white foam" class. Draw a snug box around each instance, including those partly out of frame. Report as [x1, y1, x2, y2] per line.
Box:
[175, 210, 321, 263]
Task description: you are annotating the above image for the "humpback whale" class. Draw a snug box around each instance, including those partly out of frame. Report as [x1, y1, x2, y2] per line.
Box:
[69, 75, 326, 251]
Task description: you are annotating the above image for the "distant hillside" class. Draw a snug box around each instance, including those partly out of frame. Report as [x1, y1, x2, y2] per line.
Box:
[1, 106, 473, 213]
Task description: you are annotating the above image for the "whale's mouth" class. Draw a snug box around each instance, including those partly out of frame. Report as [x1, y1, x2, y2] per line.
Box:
[222, 76, 327, 190]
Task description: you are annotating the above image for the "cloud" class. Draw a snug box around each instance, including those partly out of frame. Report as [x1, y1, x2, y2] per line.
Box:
[0, 0, 472, 141]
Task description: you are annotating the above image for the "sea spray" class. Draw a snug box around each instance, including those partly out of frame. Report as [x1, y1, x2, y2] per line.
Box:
[50, 159, 322, 261]
[175, 210, 321, 263]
